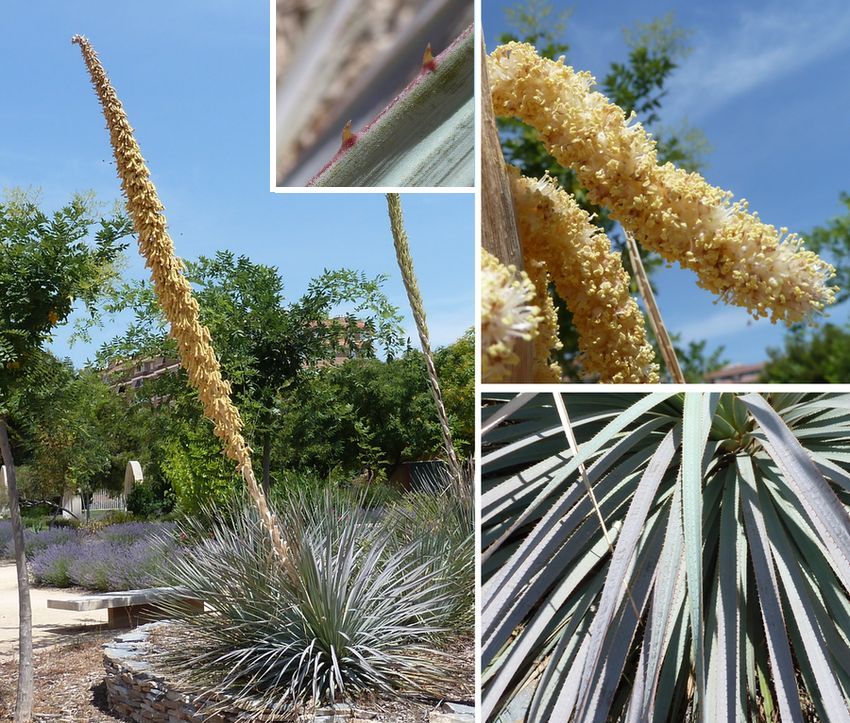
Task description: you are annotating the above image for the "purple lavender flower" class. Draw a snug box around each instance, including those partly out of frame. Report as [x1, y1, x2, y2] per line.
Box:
[0, 520, 12, 557]
[7, 527, 82, 558]
[30, 541, 83, 587]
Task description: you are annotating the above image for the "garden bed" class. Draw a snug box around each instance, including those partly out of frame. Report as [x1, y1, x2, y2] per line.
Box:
[104, 623, 474, 722]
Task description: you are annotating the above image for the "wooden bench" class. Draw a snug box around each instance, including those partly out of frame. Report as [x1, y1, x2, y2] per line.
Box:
[47, 587, 203, 629]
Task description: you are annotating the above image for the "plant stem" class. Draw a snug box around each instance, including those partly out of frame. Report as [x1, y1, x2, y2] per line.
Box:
[72, 35, 290, 567]
[625, 232, 685, 383]
[480, 41, 534, 381]
[550, 394, 640, 618]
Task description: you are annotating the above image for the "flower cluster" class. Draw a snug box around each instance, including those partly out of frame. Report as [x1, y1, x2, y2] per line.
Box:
[510, 169, 659, 383]
[72, 36, 289, 563]
[489, 42, 836, 325]
[481, 249, 546, 382]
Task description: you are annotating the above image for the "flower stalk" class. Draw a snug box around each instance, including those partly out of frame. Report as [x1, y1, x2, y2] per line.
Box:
[72, 35, 289, 564]
[386, 194, 463, 483]
[489, 42, 836, 325]
[510, 170, 659, 383]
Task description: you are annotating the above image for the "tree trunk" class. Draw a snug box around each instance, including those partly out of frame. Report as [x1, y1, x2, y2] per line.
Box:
[261, 431, 272, 497]
[0, 419, 34, 722]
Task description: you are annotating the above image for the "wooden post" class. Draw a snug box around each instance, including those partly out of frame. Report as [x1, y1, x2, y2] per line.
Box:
[480, 41, 534, 382]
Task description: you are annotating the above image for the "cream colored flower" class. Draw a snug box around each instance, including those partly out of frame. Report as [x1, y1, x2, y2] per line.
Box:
[481, 249, 544, 382]
[510, 169, 658, 383]
[489, 42, 836, 325]
[72, 35, 289, 564]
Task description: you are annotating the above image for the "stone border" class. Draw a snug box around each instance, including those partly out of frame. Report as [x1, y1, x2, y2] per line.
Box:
[104, 622, 301, 722]
[103, 623, 474, 723]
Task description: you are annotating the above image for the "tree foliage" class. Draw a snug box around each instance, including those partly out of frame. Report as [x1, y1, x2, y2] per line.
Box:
[805, 191, 850, 305]
[762, 323, 850, 383]
[0, 191, 130, 399]
[276, 331, 475, 481]
[98, 251, 404, 490]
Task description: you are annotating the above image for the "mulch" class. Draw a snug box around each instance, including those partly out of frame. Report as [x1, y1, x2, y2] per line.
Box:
[0, 633, 121, 722]
[0, 631, 474, 722]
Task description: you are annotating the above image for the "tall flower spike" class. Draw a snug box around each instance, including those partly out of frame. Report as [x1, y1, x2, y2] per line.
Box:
[510, 169, 659, 383]
[71, 35, 290, 564]
[387, 194, 463, 483]
[489, 43, 837, 325]
[481, 249, 547, 382]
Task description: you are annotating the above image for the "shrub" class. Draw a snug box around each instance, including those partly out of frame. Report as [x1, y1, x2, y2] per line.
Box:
[30, 541, 80, 587]
[0, 520, 12, 557]
[161, 431, 240, 515]
[106, 535, 179, 591]
[25, 520, 177, 591]
[482, 391, 850, 722]
[67, 540, 118, 591]
[383, 464, 475, 633]
[157, 494, 453, 714]
[126, 482, 161, 518]
[49, 517, 82, 529]
[6, 526, 81, 558]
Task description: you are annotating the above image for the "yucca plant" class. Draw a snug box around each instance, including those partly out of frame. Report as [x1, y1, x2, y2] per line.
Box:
[307, 26, 474, 187]
[156, 491, 453, 716]
[482, 391, 850, 722]
[382, 461, 475, 632]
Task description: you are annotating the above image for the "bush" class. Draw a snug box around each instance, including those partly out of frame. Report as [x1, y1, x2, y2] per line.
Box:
[383, 464, 475, 632]
[5, 527, 81, 558]
[162, 427, 240, 515]
[157, 494, 454, 713]
[25, 520, 177, 591]
[91, 510, 137, 527]
[270, 469, 402, 510]
[49, 517, 82, 529]
[126, 483, 161, 518]
[30, 541, 79, 587]
[0, 520, 12, 557]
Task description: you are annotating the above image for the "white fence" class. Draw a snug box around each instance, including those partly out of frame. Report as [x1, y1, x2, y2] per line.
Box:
[62, 489, 126, 519]
[1, 465, 132, 519]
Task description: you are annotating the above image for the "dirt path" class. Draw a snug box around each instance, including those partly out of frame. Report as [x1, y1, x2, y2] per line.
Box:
[0, 562, 108, 662]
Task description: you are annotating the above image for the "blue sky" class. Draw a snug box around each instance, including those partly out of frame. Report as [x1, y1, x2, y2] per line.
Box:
[485, 0, 850, 365]
[0, 3, 473, 367]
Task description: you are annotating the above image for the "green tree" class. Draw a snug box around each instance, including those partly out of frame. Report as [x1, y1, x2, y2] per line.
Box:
[805, 191, 850, 304]
[761, 323, 850, 383]
[495, 4, 710, 378]
[0, 191, 129, 720]
[100, 251, 403, 495]
[276, 332, 474, 481]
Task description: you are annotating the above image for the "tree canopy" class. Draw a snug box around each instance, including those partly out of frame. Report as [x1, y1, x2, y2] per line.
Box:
[0, 191, 130, 402]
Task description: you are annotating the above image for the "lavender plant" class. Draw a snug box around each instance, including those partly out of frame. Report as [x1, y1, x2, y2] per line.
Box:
[25, 521, 177, 592]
